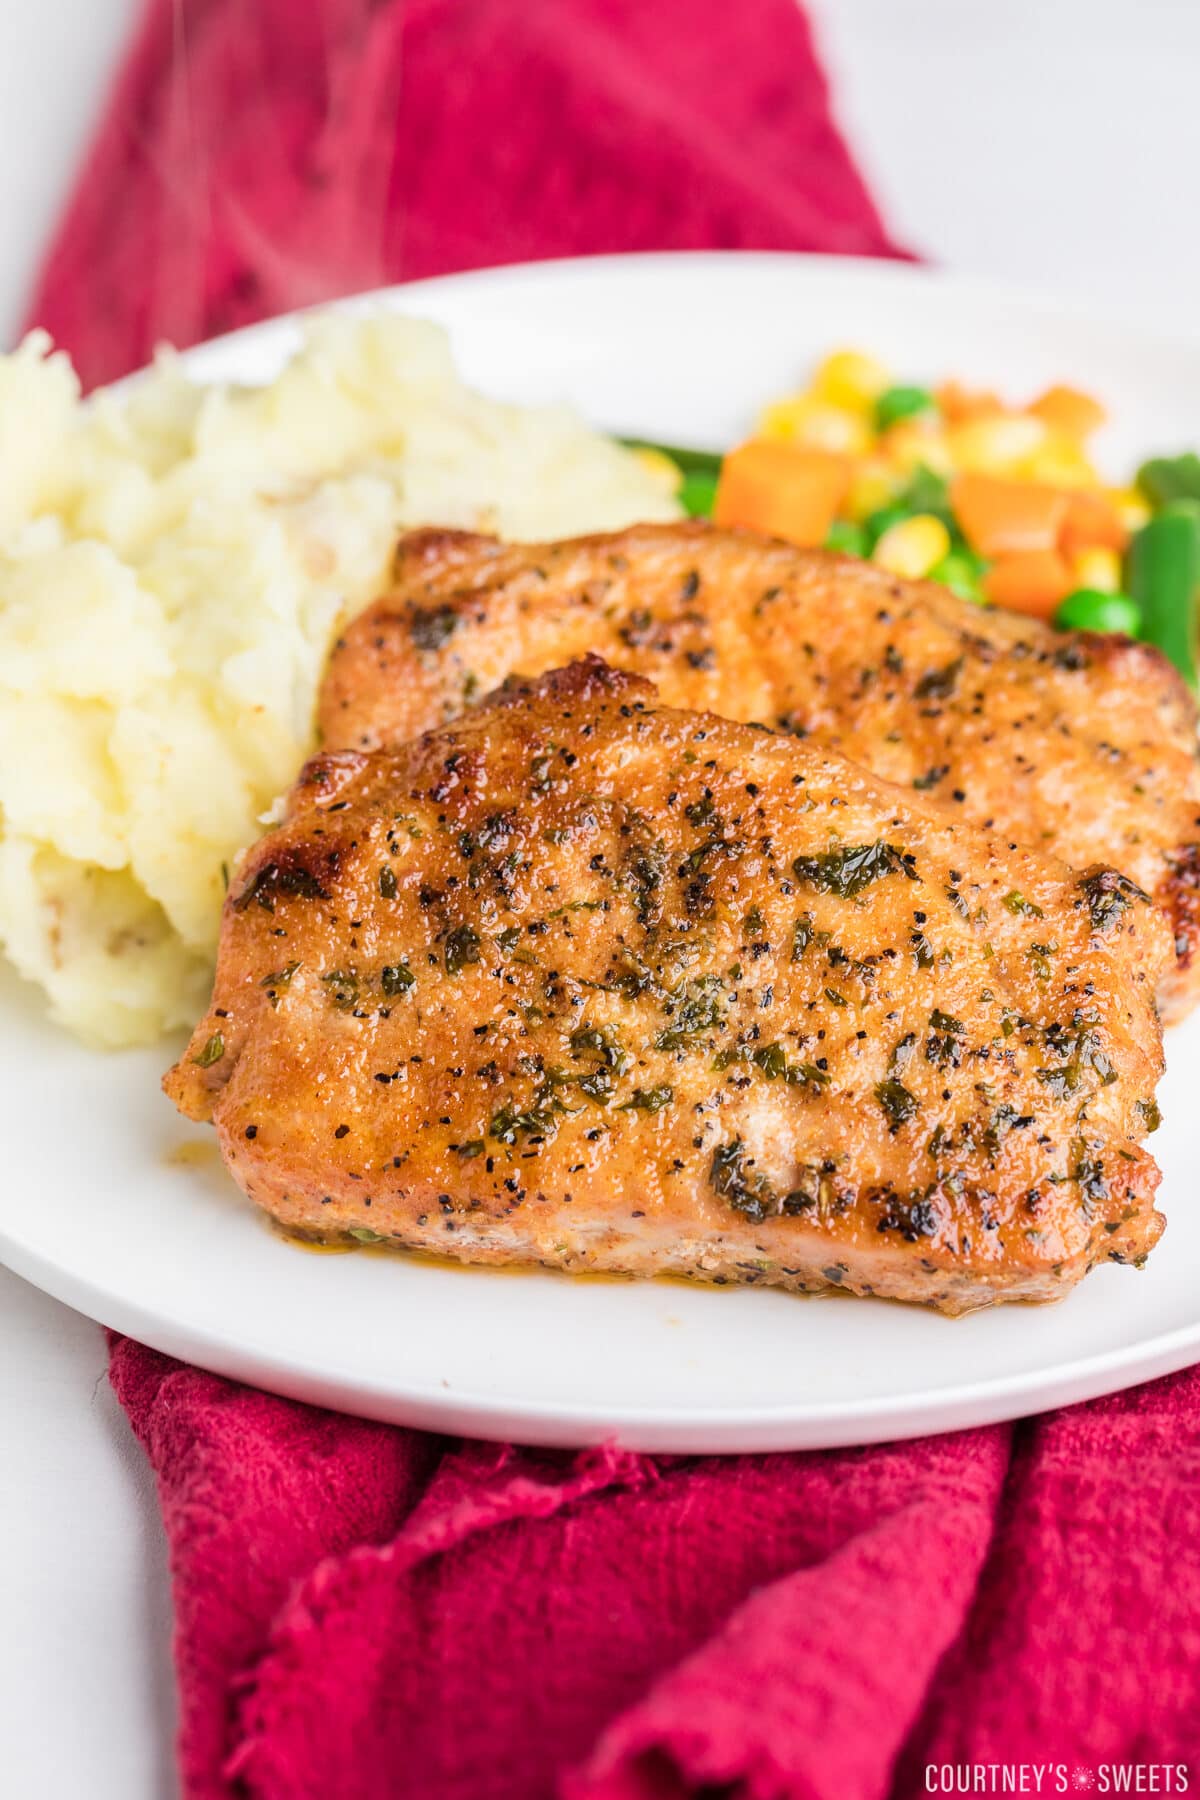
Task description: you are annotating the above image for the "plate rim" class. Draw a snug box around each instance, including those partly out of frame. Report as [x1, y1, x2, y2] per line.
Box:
[155, 247, 1200, 383]
[4, 1219, 1199, 1450]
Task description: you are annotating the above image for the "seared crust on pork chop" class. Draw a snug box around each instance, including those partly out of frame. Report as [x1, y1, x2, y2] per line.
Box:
[169, 658, 1170, 1313]
[319, 522, 1200, 1020]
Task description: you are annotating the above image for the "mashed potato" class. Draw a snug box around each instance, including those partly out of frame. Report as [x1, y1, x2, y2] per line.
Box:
[0, 313, 679, 1045]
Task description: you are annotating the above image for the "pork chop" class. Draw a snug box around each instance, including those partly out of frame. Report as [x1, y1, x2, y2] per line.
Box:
[168, 657, 1171, 1313]
[319, 522, 1200, 1020]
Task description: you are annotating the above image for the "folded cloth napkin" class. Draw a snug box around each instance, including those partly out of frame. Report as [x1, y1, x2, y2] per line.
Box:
[30, 0, 900, 389]
[111, 1341, 1200, 1798]
[30, 1, 1200, 1794]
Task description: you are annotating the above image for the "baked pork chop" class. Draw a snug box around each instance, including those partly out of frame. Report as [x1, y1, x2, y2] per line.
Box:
[168, 658, 1170, 1313]
[320, 522, 1200, 1021]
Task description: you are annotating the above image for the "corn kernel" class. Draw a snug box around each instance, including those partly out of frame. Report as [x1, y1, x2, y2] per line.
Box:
[1071, 546, 1122, 593]
[872, 514, 951, 580]
[631, 446, 683, 493]
[846, 458, 903, 521]
[949, 412, 1047, 476]
[811, 349, 892, 413]
[1110, 486, 1152, 532]
[757, 395, 805, 440]
[1024, 436, 1099, 489]
[758, 395, 872, 455]
[881, 417, 953, 477]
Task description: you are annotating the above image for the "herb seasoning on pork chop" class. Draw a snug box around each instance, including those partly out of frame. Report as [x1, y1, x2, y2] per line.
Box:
[319, 522, 1200, 1020]
[167, 658, 1170, 1314]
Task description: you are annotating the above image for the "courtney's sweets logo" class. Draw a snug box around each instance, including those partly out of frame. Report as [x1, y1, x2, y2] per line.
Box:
[925, 1769, 1190, 1794]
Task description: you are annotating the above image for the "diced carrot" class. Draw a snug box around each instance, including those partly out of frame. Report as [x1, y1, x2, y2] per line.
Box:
[1028, 384, 1106, 439]
[1058, 487, 1129, 554]
[713, 440, 851, 546]
[983, 549, 1075, 619]
[936, 381, 1003, 424]
[951, 472, 1069, 557]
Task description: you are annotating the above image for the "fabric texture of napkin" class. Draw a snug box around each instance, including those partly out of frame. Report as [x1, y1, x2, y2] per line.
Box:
[30, 0, 1200, 1794]
[108, 1339, 1200, 1799]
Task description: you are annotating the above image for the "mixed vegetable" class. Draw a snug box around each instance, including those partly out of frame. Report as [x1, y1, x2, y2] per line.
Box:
[627, 350, 1200, 686]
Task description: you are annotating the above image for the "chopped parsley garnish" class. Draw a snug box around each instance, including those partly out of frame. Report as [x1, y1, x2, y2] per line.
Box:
[655, 976, 726, 1050]
[792, 841, 917, 899]
[1036, 1019, 1116, 1095]
[1077, 868, 1146, 933]
[490, 1092, 567, 1145]
[569, 1025, 631, 1076]
[752, 1042, 788, 1080]
[444, 925, 482, 974]
[617, 1086, 674, 1113]
[874, 1078, 919, 1131]
[910, 930, 935, 969]
[322, 969, 360, 1010]
[260, 961, 300, 1005]
[709, 1138, 776, 1222]
[381, 962, 415, 995]
[714, 1043, 830, 1088]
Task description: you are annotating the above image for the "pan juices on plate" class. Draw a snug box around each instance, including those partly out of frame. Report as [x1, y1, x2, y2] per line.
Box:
[167, 658, 1170, 1314]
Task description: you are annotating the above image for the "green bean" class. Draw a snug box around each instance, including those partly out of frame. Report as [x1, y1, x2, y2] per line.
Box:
[1136, 453, 1200, 510]
[1126, 501, 1200, 685]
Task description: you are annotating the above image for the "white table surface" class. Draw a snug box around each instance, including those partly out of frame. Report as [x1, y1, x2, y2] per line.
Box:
[4, 2, 1200, 1794]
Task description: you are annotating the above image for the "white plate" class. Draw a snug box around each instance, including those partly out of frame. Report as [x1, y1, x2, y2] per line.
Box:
[4, 252, 1200, 1452]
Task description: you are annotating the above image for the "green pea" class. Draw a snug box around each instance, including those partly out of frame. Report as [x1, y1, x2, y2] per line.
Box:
[679, 469, 718, 518]
[1053, 588, 1142, 637]
[875, 385, 936, 432]
[930, 551, 987, 605]
[825, 519, 868, 558]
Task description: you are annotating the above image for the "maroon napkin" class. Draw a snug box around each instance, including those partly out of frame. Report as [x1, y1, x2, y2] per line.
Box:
[28, 1, 1199, 1794]
[29, 0, 901, 389]
[110, 1341, 1200, 1798]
